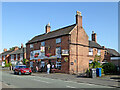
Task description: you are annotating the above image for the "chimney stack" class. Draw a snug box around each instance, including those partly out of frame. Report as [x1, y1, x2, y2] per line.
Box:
[14, 46, 19, 51]
[21, 43, 23, 48]
[3, 48, 7, 52]
[76, 11, 82, 27]
[45, 23, 51, 33]
[92, 31, 97, 42]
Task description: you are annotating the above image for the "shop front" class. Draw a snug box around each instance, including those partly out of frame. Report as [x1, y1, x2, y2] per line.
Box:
[29, 50, 62, 73]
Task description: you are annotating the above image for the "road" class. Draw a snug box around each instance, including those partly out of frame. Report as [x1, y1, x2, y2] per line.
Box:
[0, 68, 113, 88]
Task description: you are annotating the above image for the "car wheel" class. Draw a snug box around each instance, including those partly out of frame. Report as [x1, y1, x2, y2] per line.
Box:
[29, 73, 31, 75]
[19, 71, 22, 75]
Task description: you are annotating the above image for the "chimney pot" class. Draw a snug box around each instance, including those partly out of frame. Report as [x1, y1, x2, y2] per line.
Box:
[45, 23, 51, 33]
[21, 43, 23, 48]
[92, 31, 97, 42]
[3, 48, 7, 52]
[76, 11, 82, 27]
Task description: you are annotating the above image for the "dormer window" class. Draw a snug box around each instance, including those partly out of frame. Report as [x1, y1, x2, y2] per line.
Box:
[56, 38, 61, 44]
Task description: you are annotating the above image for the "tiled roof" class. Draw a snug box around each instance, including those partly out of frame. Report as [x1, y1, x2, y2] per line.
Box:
[9, 48, 26, 55]
[107, 48, 120, 56]
[26, 24, 76, 44]
[89, 40, 103, 49]
[2, 50, 13, 56]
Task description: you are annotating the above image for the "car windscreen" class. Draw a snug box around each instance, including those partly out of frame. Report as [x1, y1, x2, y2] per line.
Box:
[19, 66, 26, 68]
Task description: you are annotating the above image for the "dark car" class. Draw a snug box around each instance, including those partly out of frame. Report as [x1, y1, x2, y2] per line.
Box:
[14, 65, 32, 75]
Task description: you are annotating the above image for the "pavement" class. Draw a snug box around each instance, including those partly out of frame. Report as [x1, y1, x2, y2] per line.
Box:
[31, 72, 120, 88]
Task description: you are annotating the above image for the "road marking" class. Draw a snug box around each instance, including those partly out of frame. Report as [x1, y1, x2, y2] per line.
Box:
[33, 79, 50, 83]
[66, 85, 76, 88]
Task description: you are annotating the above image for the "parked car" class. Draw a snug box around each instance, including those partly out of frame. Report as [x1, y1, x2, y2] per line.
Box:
[14, 65, 32, 75]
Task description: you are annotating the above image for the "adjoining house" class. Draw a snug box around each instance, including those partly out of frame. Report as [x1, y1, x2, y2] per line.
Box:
[1, 44, 26, 66]
[88, 31, 107, 64]
[104, 48, 120, 67]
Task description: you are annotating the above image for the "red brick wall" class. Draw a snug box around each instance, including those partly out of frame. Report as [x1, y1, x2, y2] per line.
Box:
[26, 35, 70, 73]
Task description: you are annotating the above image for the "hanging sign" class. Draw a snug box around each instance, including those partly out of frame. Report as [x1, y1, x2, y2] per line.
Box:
[62, 50, 69, 55]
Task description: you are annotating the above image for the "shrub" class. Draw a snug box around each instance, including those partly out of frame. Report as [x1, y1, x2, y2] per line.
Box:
[102, 62, 116, 74]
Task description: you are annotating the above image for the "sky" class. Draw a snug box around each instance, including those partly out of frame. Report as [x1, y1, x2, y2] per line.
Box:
[2, 2, 118, 53]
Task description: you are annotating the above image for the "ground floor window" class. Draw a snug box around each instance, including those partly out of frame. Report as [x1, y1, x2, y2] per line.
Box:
[56, 61, 61, 70]
[89, 60, 93, 64]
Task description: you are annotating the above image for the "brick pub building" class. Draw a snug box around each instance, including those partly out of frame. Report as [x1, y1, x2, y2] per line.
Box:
[26, 11, 119, 74]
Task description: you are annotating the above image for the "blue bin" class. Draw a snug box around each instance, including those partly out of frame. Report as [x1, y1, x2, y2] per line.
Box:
[96, 68, 101, 77]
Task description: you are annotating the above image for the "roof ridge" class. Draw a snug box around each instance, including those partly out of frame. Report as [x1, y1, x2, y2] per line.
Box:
[35, 24, 76, 38]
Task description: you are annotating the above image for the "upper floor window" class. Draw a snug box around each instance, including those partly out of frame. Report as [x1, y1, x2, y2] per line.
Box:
[56, 38, 61, 44]
[56, 47, 61, 55]
[41, 41, 45, 46]
[89, 48, 93, 55]
[30, 44, 34, 48]
[97, 49, 101, 56]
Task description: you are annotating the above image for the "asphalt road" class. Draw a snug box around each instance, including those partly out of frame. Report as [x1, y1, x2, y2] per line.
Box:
[0, 68, 113, 88]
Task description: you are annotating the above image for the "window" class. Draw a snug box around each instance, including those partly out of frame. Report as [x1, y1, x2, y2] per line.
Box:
[56, 61, 61, 70]
[41, 41, 45, 46]
[3, 56, 5, 60]
[30, 44, 34, 48]
[97, 60, 100, 63]
[16, 54, 18, 60]
[20, 54, 23, 61]
[89, 48, 93, 55]
[56, 38, 61, 44]
[89, 60, 93, 64]
[56, 47, 61, 55]
[97, 49, 101, 56]
[11, 55, 14, 61]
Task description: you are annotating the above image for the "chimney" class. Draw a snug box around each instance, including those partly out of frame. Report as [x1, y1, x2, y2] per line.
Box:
[45, 23, 51, 33]
[14, 46, 19, 51]
[76, 11, 82, 27]
[21, 43, 23, 48]
[102, 46, 105, 49]
[92, 31, 97, 42]
[3, 48, 7, 52]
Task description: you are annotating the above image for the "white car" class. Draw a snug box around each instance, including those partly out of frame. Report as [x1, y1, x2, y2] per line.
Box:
[2, 62, 5, 68]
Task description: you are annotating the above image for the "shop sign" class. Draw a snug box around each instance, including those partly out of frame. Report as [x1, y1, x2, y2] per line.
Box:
[30, 50, 42, 60]
[62, 50, 69, 55]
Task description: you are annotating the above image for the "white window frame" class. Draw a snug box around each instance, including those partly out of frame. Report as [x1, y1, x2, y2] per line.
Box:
[41, 41, 45, 46]
[16, 54, 18, 60]
[56, 61, 61, 69]
[89, 60, 93, 64]
[11, 55, 14, 61]
[89, 48, 93, 56]
[20, 54, 23, 61]
[97, 49, 101, 56]
[30, 44, 34, 48]
[56, 38, 61, 44]
[56, 47, 61, 55]
[3, 56, 5, 60]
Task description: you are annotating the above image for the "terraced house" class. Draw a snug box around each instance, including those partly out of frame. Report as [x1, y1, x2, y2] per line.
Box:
[1, 44, 26, 65]
[26, 11, 119, 74]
